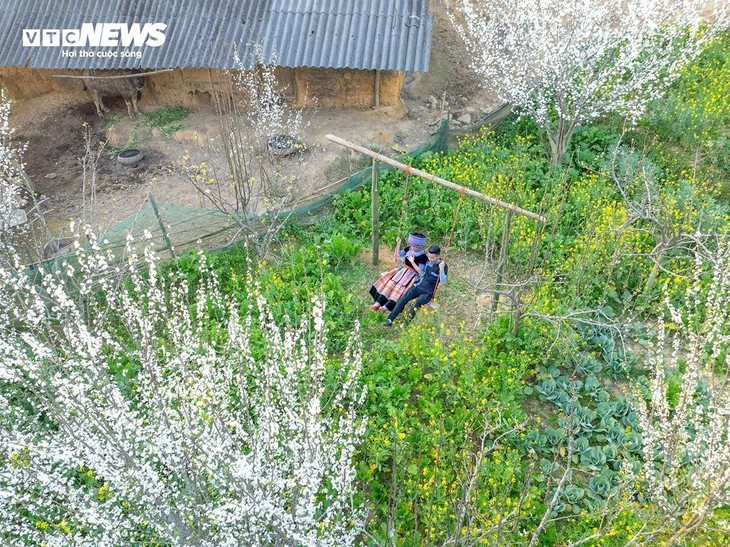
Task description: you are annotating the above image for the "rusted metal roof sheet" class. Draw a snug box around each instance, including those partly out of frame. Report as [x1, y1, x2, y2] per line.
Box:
[0, 0, 433, 72]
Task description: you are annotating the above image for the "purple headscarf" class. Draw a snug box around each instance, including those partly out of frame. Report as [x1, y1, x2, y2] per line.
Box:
[407, 232, 427, 247]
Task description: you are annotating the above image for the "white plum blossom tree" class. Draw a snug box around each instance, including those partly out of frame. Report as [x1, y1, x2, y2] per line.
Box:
[0, 232, 366, 546]
[0, 90, 56, 265]
[447, 0, 729, 163]
[231, 46, 306, 150]
[0, 90, 27, 254]
[181, 46, 311, 259]
[632, 244, 730, 541]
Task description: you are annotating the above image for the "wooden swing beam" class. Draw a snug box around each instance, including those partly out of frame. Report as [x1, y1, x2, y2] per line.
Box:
[325, 134, 546, 223]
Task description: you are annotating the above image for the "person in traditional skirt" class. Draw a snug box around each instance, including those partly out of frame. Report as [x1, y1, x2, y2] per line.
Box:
[381, 245, 448, 327]
[369, 232, 428, 312]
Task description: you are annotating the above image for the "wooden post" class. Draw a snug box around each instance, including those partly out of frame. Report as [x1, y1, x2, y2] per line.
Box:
[290, 67, 298, 105]
[149, 194, 176, 259]
[374, 70, 381, 107]
[371, 159, 380, 266]
[491, 209, 512, 315]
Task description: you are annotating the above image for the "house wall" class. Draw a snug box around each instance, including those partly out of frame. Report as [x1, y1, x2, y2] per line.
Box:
[0, 67, 224, 106]
[0, 67, 83, 99]
[292, 68, 402, 108]
[142, 68, 224, 106]
[0, 66, 404, 108]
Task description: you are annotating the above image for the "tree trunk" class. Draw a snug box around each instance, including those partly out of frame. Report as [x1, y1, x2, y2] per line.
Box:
[547, 118, 576, 165]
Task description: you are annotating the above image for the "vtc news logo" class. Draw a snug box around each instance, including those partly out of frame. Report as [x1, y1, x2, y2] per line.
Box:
[22, 23, 167, 47]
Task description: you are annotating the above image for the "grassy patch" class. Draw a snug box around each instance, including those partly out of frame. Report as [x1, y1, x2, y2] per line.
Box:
[142, 106, 189, 137]
[105, 114, 123, 131]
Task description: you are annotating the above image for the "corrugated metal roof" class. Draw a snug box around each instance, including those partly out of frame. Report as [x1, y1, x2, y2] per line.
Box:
[262, 0, 433, 71]
[0, 0, 433, 72]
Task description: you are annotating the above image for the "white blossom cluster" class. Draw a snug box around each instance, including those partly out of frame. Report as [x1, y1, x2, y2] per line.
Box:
[448, 0, 729, 161]
[632, 244, 730, 530]
[0, 236, 366, 545]
[0, 90, 27, 251]
[232, 45, 306, 148]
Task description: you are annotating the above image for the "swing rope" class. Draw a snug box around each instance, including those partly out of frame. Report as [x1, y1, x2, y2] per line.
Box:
[443, 186, 466, 257]
[394, 166, 412, 261]
[430, 186, 465, 305]
[390, 172, 465, 308]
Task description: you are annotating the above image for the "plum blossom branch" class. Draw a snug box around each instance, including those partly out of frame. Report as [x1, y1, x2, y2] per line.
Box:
[0, 238, 366, 545]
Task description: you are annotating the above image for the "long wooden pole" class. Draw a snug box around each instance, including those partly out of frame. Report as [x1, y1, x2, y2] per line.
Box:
[326, 134, 546, 223]
[52, 69, 174, 79]
[371, 158, 380, 266]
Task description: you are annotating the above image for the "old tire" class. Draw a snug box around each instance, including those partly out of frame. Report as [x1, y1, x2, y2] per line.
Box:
[267, 134, 302, 157]
[117, 149, 144, 165]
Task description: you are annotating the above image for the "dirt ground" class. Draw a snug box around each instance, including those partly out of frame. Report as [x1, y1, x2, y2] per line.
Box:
[9, 1, 499, 240]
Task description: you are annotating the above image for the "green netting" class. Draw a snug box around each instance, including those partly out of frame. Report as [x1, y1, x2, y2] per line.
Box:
[100, 201, 241, 258]
[33, 120, 450, 272]
[285, 119, 450, 217]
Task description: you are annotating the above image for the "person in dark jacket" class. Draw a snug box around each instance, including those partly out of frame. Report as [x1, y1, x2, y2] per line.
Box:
[382, 245, 447, 327]
[369, 232, 428, 312]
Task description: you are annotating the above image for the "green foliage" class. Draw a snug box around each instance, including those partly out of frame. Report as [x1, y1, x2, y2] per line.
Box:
[646, 31, 730, 151]
[491, 111, 542, 148]
[333, 113, 727, 314]
[258, 233, 361, 351]
[517, 318, 655, 525]
[359, 315, 539, 544]
[142, 106, 189, 136]
[334, 131, 550, 262]
[307, 38, 728, 537]
[184, 40, 729, 538]
[105, 113, 123, 130]
[643, 31, 730, 201]
[665, 369, 683, 409]
[569, 123, 621, 166]
[173, 242, 250, 294]
[165, 232, 364, 354]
